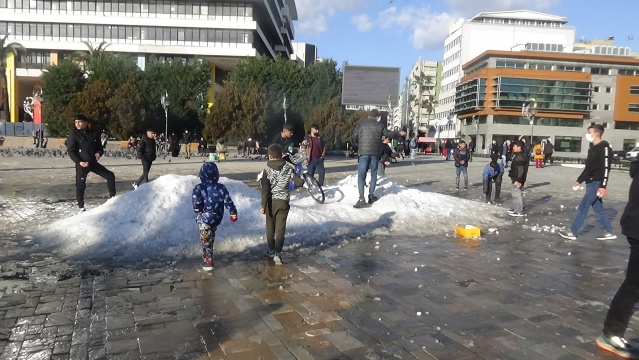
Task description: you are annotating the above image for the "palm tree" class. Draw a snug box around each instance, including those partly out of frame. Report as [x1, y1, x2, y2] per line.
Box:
[70, 40, 110, 72]
[422, 94, 438, 126]
[411, 71, 434, 131]
[0, 35, 27, 121]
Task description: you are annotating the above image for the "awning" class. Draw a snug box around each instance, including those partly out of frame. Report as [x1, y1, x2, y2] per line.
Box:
[418, 137, 437, 143]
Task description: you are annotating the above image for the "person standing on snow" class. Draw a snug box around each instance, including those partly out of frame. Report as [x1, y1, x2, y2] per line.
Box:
[133, 128, 157, 189]
[507, 141, 527, 217]
[65, 114, 116, 212]
[192, 162, 238, 271]
[351, 109, 406, 208]
[303, 124, 327, 187]
[483, 160, 504, 204]
[558, 124, 617, 241]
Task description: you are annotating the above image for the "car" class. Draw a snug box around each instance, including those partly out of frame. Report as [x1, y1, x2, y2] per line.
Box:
[626, 147, 639, 160]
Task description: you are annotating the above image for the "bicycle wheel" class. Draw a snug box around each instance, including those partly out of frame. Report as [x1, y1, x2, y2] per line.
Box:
[303, 173, 325, 204]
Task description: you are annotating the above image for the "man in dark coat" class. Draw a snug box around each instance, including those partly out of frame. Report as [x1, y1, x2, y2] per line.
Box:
[66, 114, 116, 211]
[352, 109, 406, 208]
[133, 129, 157, 189]
[596, 159, 639, 358]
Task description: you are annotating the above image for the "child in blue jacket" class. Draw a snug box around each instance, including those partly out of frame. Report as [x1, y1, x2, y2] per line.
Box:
[482, 160, 504, 204]
[192, 162, 238, 271]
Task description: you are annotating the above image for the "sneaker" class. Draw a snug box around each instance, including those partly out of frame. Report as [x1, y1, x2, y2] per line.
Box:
[596, 335, 639, 359]
[495, 199, 503, 204]
[266, 249, 276, 258]
[597, 233, 618, 241]
[132, 183, 138, 190]
[464, 186, 468, 190]
[273, 254, 283, 266]
[78, 207, 86, 214]
[202, 264, 213, 271]
[558, 231, 577, 241]
[353, 199, 369, 209]
[507, 208, 516, 214]
[368, 195, 378, 204]
[456, 186, 459, 190]
[509, 211, 525, 217]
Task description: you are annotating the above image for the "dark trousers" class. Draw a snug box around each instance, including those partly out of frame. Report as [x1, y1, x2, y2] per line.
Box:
[135, 159, 153, 186]
[544, 153, 553, 164]
[265, 199, 290, 253]
[484, 173, 503, 201]
[75, 162, 116, 208]
[603, 237, 639, 337]
[307, 157, 325, 186]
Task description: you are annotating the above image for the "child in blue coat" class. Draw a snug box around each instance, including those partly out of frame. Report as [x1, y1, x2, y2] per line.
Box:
[192, 162, 238, 271]
[482, 160, 504, 204]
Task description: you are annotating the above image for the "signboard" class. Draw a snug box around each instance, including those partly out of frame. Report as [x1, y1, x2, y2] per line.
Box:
[342, 65, 400, 107]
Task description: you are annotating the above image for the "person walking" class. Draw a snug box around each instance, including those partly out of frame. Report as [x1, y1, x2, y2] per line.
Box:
[542, 139, 554, 165]
[192, 162, 238, 271]
[304, 124, 326, 187]
[65, 114, 116, 212]
[352, 109, 406, 208]
[453, 140, 471, 190]
[133, 128, 157, 189]
[558, 124, 617, 241]
[596, 159, 639, 359]
[483, 160, 504, 204]
[468, 138, 475, 162]
[444, 139, 454, 161]
[501, 140, 511, 168]
[507, 141, 527, 217]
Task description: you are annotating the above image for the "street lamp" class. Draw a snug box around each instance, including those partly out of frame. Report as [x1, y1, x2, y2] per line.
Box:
[282, 95, 287, 124]
[161, 90, 169, 151]
[522, 98, 538, 147]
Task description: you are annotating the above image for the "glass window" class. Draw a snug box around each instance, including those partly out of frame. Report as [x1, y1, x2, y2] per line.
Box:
[631, 86, 639, 95]
[210, 29, 217, 42]
[594, 86, 600, 92]
[88, 0, 95, 11]
[606, 87, 612, 93]
[88, 24, 95, 38]
[52, 23, 59, 37]
[192, 3, 198, 15]
[623, 139, 637, 151]
[81, 24, 88, 36]
[616, 122, 639, 130]
[74, 24, 81, 38]
[125, 25, 132, 39]
[148, 2, 155, 13]
[44, 22, 51, 36]
[177, 29, 184, 41]
[118, 1, 124, 12]
[96, 24, 103, 38]
[125, 2, 131, 13]
[163, 28, 170, 41]
[73, 1, 80, 11]
[133, 2, 139, 13]
[604, 104, 610, 111]
[200, 29, 207, 42]
[237, 4, 244, 17]
[103, 2, 110, 12]
[184, 28, 192, 41]
[555, 136, 582, 152]
[192, 27, 199, 41]
[170, 27, 177, 40]
[133, 26, 140, 39]
[0, 0, 6, 8]
[162, 2, 169, 13]
[59, 0, 67, 10]
[118, 26, 125, 39]
[60, 24, 67, 37]
[147, 27, 155, 40]
[81, 0, 87, 11]
[177, 3, 184, 14]
[629, 104, 639, 113]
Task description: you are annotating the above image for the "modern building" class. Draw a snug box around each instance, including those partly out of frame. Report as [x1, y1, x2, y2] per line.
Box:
[456, 50, 639, 156]
[434, 10, 576, 144]
[0, 0, 298, 122]
[290, 41, 317, 67]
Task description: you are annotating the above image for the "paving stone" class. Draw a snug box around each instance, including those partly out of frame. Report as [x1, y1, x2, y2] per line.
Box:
[53, 341, 71, 355]
[105, 315, 134, 331]
[324, 331, 365, 352]
[4, 308, 35, 319]
[45, 312, 75, 327]
[105, 339, 138, 355]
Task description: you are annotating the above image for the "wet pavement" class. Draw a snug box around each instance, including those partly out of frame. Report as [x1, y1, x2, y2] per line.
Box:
[0, 153, 636, 359]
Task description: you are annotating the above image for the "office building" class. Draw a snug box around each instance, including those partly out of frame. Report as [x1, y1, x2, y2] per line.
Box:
[435, 10, 575, 143]
[456, 50, 639, 156]
[291, 41, 317, 67]
[0, 0, 298, 122]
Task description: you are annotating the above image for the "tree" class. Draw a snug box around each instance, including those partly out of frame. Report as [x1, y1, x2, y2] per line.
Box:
[69, 40, 110, 72]
[236, 80, 268, 141]
[41, 59, 86, 137]
[204, 80, 241, 142]
[306, 98, 344, 149]
[421, 94, 438, 126]
[0, 35, 27, 121]
[108, 75, 144, 139]
[411, 72, 434, 133]
[63, 79, 114, 133]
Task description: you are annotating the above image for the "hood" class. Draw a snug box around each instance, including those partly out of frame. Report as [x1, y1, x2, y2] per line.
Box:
[199, 162, 219, 184]
[594, 140, 611, 148]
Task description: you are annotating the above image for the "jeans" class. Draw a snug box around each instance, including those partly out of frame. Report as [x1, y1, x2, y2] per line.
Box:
[307, 157, 325, 186]
[570, 181, 613, 234]
[445, 149, 452, 161]
[135, 159, 153, 185]
[501, 154, 509, 167]
[603, 237, 639, 337]
[410, 149, 416, 159]
[455, 166, 468, 188]
[75, 162, 116, 208]
[357, 155, 379, 200]
[511, 182, 523, 213]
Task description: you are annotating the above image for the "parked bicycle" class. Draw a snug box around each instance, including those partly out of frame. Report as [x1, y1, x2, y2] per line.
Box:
[294, 163, 325, 204]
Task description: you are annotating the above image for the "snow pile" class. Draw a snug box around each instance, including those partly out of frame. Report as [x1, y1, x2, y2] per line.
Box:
[38, 173, 506, 260]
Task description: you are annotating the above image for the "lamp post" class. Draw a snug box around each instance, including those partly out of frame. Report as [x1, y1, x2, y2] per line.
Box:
[161, 90, 169, 151]
[522, 98, 538, 147]
[282, 95, 287, 124]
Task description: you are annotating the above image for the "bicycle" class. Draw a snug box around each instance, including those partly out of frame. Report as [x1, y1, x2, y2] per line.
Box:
[294, 163, 325, 204]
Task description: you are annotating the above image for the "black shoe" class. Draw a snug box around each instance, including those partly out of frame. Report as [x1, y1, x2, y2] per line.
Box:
[266, 249, 276, 258]
[353, 199, 369, 208]
[368, 195, 378, 204]
[596, 334, 639, 359]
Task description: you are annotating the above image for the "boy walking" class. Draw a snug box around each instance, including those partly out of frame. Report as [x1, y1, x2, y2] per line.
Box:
[258, 144, 303, 265]
[453, 140, 470, 190]
[133, 128, 156, 189]
[192, 162, 238, 271]
[559, 124, 616, 241]
[507, 141, 527, 217]
[483, 160, 504, 204]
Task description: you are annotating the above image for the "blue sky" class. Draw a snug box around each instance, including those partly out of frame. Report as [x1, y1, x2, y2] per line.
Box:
[293, 0, 639, 79]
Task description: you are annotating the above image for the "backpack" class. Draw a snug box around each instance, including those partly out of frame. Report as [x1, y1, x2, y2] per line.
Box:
[409, 139, 417, 149]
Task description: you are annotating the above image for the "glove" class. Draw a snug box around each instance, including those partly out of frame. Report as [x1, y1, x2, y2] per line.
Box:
[230, 214, 238, 222]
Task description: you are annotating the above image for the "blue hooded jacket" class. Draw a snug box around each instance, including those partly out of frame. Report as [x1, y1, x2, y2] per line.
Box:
[192, 162, 237, 226]
[482, 162, 504, 181]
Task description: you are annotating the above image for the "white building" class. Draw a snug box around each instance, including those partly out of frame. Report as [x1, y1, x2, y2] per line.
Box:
[396, 58, 441, 137]
[434, 10, 575, 148]
[1, 0, 298, 121]
[291, 42, 317, 67]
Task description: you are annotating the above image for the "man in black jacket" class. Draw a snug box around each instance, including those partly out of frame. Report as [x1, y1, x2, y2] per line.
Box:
[558, 124, 616, 241]
[453, 140, 471, 190]
[66, 114, 116, 211]
[596, 159, 639, 359]
[133, 129, 157, 189]
[352, 109, 406, 208]
[507, 141, 527, 217]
